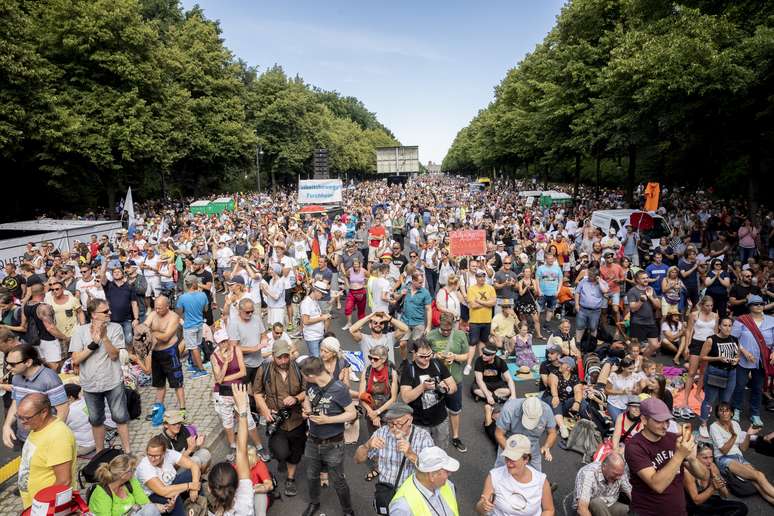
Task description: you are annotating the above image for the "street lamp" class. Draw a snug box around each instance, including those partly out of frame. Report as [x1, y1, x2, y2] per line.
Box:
[256, 145, 264, 193]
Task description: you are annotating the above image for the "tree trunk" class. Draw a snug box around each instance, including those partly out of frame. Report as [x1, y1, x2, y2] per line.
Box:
[626, 145, 636, 208]
[573, 154, 581, 202]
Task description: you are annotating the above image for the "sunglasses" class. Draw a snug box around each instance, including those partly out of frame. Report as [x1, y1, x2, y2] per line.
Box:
[368, 355, 383, 361]
[5, 360, 23, 367]
[95, 309, 110, 315]
[416, 353, 433, 359]
[242, 310, 254, 314]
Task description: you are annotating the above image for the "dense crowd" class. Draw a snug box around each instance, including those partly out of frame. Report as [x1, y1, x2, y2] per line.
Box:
[1, 174, 773, 516]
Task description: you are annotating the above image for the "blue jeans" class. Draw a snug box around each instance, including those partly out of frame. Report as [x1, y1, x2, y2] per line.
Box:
[148, 469, 192, 516]
[701, 365, 737, 422]
[83, 382, 129, 425]
[120, 319, 133, 345]
[607, 403, 625, 423]
[305, 338, 322, 357]
[732, 365, 765, 417]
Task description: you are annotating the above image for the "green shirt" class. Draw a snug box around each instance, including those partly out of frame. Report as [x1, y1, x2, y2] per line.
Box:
[88, 478, 150, 516]
[426, 329, 468, 384]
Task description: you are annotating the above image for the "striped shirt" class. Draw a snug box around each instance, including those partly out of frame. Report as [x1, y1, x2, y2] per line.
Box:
[11, 365, 67, 407]
[367, 424, 434, 486]
[573, 460, 632, 509]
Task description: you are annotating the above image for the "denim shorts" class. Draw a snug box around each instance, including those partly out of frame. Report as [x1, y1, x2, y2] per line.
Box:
[716, 453, 749, 476]
[444, 383, 462, 414]
[83, 382, 129, 425]
[540, 295, 557, 310]
[576, 307, 601, 332]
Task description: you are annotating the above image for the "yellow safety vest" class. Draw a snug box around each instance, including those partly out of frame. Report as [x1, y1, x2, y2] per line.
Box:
[391, 474, 459, 516]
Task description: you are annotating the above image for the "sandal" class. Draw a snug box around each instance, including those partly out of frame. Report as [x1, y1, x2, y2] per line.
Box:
[365, 470, 379, 482]
[320, 476, 329, 488]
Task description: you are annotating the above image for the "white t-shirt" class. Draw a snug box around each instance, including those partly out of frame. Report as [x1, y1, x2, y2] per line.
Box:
[710, 421, 745, 458]
[279, 256, 297, 288]
[65, 399, 96, 450]
[606, 372, 641, 410]
[300, 296, 324, 340]
[216, 246, 234, 268]
[370, 277, 391, 313]
[660, 321, 683, 341]
[75, 278, 105, 308]
[136, 449, 181, 495]
[262, 279, 285, 309]
[210, 479, 254, 516]
[142, 255, 160, 279]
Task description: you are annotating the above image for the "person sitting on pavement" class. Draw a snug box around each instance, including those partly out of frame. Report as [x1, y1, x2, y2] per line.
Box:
[135, 434, 202, 516]
[610, 395, 644, 453]
[476, 434, 555, 515]
[573, 451, 631, 516]
[89, 453, 164, 516]
[545, 356, 585, 440]
[155, 410, 212, 473]
[389, 445, 460, 516]
[472, 343, 517, 405]
[495, 395, 557, 472]
[684, 441, 748, 516]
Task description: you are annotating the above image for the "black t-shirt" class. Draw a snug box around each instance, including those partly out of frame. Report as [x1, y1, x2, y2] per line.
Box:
[306, 379, 352, 439]
[728, 284, 761, 316]
[1, 274, 25, 299]
[157, 426, 190, 453]
[392, 255, 408, 274]
[473, 355, 509, 390]
[707, 334, 739, 370]
[104, 281, 138, 323]
[23, 302, 56, 341]
[399, 358, 451, 427]
[538, 360, 560, 391]
[193, 270, 214, 302]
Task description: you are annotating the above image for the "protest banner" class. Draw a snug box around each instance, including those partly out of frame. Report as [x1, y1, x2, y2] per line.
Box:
[449, 230, 486, 257]
[298, 179, 343, 204]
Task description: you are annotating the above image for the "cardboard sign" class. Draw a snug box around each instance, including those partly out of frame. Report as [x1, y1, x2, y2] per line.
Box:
[449, 230, 486, 257]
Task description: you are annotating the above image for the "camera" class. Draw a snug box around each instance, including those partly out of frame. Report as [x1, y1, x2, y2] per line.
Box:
[431, 376, 448, 396]
[266, 407, 291, 436]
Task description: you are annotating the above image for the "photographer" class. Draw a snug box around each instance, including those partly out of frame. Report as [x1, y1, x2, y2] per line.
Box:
[399, 338, 457, 449]
[253, 339, 306, 498]
[300, 356, 357, 516]
[69, 298, 131, 452]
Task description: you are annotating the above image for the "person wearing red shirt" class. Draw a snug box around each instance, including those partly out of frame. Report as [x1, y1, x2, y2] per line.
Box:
[368, 216, 387, 263]
[600, 251, 625, 334]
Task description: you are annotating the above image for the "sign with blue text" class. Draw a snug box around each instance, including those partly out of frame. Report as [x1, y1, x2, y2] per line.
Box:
[298, 179, 343, 204]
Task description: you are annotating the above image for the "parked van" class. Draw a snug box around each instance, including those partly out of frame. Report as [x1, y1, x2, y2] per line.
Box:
[590, 209, 672, 247]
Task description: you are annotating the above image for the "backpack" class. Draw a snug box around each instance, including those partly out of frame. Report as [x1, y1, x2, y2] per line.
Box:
[124, 386, 142, 420]
[79, 447, 124, 488]
[724, 472, 758, 497]
[566, 418, 602, 464]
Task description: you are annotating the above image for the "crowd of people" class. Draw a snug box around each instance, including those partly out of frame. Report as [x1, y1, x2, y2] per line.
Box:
[1, 174, 773, 516]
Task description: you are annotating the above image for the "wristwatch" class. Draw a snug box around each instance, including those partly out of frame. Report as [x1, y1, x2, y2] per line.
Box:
[237, 410, 248, 418]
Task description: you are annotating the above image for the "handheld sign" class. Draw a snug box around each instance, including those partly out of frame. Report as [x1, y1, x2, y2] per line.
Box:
[449, 230, 486, 257]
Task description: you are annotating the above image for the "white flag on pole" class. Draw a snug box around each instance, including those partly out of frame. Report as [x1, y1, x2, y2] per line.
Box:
[123, 187, 136, 237]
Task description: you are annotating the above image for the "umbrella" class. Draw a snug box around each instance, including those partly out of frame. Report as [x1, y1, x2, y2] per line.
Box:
[299, 205, 327, 214]
[629, 211, 654, 231]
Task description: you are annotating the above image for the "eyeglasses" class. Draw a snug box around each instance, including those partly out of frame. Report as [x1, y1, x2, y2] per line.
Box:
[416, 353, 433, 359]
[17, 407, 46, 422]
[95, 309, 110, 315]
[50, 287, 61, 292]
[5, 360, 23, 367]
[368, 355, 382, 361]
[410, 254, 417, 258]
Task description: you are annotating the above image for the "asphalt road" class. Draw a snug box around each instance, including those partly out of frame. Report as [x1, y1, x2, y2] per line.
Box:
[250, 308, 774, 516]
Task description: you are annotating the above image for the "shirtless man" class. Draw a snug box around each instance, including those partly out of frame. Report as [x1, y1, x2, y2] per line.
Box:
[143, 296, 184, 421]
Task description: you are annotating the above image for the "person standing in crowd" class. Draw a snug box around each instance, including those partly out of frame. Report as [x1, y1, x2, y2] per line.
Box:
[574, 267, 609, 345]
[143, 296, 183, 425]
[390, 446, 460, 516]
[400, 338, 457, 449]
[17, 393, 77, 509]
[731, 295, 774, 427]
[69, 298, 131, 452]
[99, 259, 140, 346]
[600, 251, 625, 334]
[191, 257, 214, 325]
[44, 277, 84, 340]
[493, 255, 519, 316]
[698, 317, 740, 438]
[341, 257, 368, 330]
[682, 296, 718, 418]
[226, 298, 266, 385]
[516, 265, 544, 340]
[476, 434, 554, 516]
[426, 312, 470, 452]
[728, 269, 761, 317]
[300, 281, 331, 358]
[573, 451, 631, 516]
[465, 269, 496, 375]
[536, 253, 563, 329]
[20, 284, 68, 370]
[175, 276, 209, 378]
[495, 396, 557, 471]
[625, 397, 708, 516]
[350, 309, 409, 365]
[626, 270, 661, 357]
[396, 269, 433, 349]
[300, 356, 357, 516]
[2, 344, 68, 449]
[253, 339, 306, 498]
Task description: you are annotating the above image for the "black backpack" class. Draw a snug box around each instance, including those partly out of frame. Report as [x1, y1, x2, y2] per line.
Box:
[79, 447, 124, 488]
[124, 386, 141, 420]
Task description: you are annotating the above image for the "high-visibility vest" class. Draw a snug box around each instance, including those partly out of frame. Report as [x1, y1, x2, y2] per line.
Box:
[390, 474, 459, 516]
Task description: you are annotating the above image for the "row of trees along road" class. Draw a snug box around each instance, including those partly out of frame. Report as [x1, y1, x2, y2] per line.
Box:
[442, 0, 774, 214]
[0, 0, 398, 217]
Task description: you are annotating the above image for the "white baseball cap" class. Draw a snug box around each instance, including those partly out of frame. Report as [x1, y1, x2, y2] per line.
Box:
[502, 434, 532, 461]
[416, 446, 460, 473]
[521, 396, 543, 430]
[214, 329, 229, 344]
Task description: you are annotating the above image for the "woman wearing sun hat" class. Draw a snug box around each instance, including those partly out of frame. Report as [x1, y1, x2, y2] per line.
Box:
[476, 434, 555, 515]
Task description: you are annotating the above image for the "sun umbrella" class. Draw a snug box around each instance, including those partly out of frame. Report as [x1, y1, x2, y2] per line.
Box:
[629, 211, 654, 231]
[299, 205, 327, 214]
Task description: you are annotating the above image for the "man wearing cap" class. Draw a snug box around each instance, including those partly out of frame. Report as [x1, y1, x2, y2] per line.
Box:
[472, 344, 516, 405]
[731, 295, 774, 425]
[156, 410, 211, 472]
[495, 396, 557, 470]
[574, 451, 631, 516]
[625, 397, 707, 516]
[300, 281, 331, 357]
[98, 257, 140, 345]
[464, 268, 496, 375]
[254, 339, 306, 497]
[176, 276, 209, 378]
[389, 446, 459, 516]
[354, 402, 434, 508]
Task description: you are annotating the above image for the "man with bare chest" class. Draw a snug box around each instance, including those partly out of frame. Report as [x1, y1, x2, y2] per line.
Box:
[143, 296, 184, 424]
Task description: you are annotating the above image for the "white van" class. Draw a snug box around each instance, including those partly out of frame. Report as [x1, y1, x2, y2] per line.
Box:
[590, 209, 672, 247]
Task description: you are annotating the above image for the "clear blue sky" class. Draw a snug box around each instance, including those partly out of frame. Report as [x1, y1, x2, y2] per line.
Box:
[181, 0, 566, 164]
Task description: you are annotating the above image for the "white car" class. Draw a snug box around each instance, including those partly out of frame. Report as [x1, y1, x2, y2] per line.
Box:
[589, 209, 672, 247]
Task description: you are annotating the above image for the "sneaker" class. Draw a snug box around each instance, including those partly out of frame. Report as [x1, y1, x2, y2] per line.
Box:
[190, 369, 209, 379]
[226, 451, 236, 462]
[284, 478, 297, 497]
[451, 438, 467, 453]
[699, 425, 710, 439]
[732, 409, 741, 422]
[463, 364, 472, 375]
[258, 447, 272, 462]
[559, 424, 569, 440]
[682, 407, 696, 419]
[751, 415, 763, 427]
[341, 323, 351, 330]
[186, 364, 198, 373]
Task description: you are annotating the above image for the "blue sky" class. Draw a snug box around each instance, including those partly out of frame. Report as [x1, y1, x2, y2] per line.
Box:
[181, 1, 566, 164]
